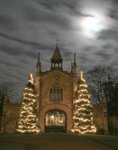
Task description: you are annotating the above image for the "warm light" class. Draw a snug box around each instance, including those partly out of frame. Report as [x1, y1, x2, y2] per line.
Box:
[16, 76, 41, 133]
[28, 74, 33, 84]
[71, 71, 96, 134]
[51, 115, 54, 118]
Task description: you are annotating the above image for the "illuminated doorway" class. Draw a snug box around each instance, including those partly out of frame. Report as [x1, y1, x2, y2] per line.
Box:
[45, 110, 66, 132]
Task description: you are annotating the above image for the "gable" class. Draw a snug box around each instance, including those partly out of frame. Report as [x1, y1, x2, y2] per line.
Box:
[41, 69, 73, 89]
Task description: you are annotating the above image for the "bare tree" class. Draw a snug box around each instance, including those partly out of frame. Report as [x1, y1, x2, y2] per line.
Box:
[0, 81, 19, 103]
[85, 65, 118, 104]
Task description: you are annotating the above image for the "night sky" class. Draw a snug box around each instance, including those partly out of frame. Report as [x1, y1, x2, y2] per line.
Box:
[0, 0, 118, 102]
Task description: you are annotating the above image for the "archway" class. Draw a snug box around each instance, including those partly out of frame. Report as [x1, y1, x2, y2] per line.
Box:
[45, 110, 66, 132]
[39, 103, 72, 132]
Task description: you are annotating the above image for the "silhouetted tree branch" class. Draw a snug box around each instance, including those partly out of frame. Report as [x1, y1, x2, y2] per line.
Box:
[85, 65, 118, 104]
[0, 81, 19, 103]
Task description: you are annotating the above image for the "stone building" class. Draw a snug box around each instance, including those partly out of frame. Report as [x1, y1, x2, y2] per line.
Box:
[0, 93, 20, 133]
[0, 44, 111, 133]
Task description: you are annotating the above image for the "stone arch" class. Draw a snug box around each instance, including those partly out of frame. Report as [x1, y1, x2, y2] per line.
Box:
[39, 103, 73, 132]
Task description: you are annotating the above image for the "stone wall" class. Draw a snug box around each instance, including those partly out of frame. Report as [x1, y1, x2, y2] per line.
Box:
[0, 103, 20, 133]
[92, 104, 105, 133]
[2, 101, 117, 134]
[109, 116, 118, 134]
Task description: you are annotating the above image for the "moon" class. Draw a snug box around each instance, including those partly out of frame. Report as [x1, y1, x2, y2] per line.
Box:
[83, 16, 101, 33]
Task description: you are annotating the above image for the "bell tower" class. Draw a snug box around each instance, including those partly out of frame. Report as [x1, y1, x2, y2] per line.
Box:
[51, 44, 63, 70]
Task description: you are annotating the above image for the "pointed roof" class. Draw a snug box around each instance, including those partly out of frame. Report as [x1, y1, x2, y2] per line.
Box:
[51, 44, 62, 61]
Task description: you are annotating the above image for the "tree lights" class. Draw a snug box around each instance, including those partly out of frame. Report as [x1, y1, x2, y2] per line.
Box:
[16, 74, 41, 133]
[71, 71, 96, 134]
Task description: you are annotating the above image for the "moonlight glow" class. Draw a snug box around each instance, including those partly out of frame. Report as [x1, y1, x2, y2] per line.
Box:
[83, 16, 101, 33]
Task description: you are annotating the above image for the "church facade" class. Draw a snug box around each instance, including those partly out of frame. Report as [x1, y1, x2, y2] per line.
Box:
[0, 45, 110, 133]
[35, 44, 78, 132]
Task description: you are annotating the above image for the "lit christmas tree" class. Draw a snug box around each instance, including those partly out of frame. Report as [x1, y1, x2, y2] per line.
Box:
[71, 71, 96, 134]
[17, 74, 41, 133]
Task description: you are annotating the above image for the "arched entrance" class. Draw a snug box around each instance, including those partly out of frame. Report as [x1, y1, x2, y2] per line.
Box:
[39, 103, 72, 132]
[45, 110, 66, 132]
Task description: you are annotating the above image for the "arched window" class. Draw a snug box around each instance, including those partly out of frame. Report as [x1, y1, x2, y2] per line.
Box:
[50, 87, 63, 101]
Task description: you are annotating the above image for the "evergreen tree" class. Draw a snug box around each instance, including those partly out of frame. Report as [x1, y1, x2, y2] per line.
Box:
[17, 74, 40, 133]
[71, 71, 96, 134]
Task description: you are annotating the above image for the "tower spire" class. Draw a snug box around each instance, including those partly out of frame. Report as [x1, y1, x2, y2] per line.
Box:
[38, 53, 40, 63]
[71, 53, 77, 74]
[74, 53, 76, 64]
[36, 52, 41, 74]
[51, 43, 63, 70]
[56, 39, 58, 47]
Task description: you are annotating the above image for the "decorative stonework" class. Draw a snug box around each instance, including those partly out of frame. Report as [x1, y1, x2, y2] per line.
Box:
[53, 72, 61, 83]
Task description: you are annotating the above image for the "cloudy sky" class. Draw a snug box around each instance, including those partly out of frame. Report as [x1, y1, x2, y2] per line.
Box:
[0, 0, 118, 102]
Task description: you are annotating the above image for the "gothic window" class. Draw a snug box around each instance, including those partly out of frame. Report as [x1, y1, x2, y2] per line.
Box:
[50, 87, 63, 101]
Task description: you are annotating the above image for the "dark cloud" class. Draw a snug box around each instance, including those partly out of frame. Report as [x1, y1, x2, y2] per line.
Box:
[114, 47, 118, 53]
[93, 43, 116, 62]
[0, 0, 117, 102]
[113, 0, 118, 4]
[0, 15, 12, 25]
[77, 55, 91, 63]
[0, 61, 22, 68]
[0, 15, 17, 31]
[95, 51, 111, 60]
[108, 9, 118, 19]
[0, 44, 40, 60]
[102, 43, 113, 49]
[62, 51, 73, 60]
[17, 58, 30, 64]
[39, 0, 93, 17]
[46, 30, 61, 39]
[81, 46, 93, 52]
[0, 44, 39, 63]
[0, 33, 56, 60]
[25, 8, 72, 30]
[108, 0, 118, 19]
[0, 33, 41, 46]
[39, 0, 80, 11]
[0, 45, 24, 56]
[97, 29, 118, 40]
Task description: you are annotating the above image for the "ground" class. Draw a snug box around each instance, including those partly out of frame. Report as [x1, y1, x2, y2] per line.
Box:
[0, 133, 117, 150]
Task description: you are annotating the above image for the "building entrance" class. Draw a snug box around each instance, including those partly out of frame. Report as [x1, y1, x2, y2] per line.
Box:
[45, 110, 66, 132]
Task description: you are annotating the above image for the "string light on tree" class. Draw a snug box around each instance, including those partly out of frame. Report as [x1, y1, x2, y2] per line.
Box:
[16, 74, 41, 133]
[71, 71, 96, 134]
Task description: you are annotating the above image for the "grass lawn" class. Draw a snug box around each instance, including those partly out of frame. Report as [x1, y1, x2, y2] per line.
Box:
[85, 134, 118, 149]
